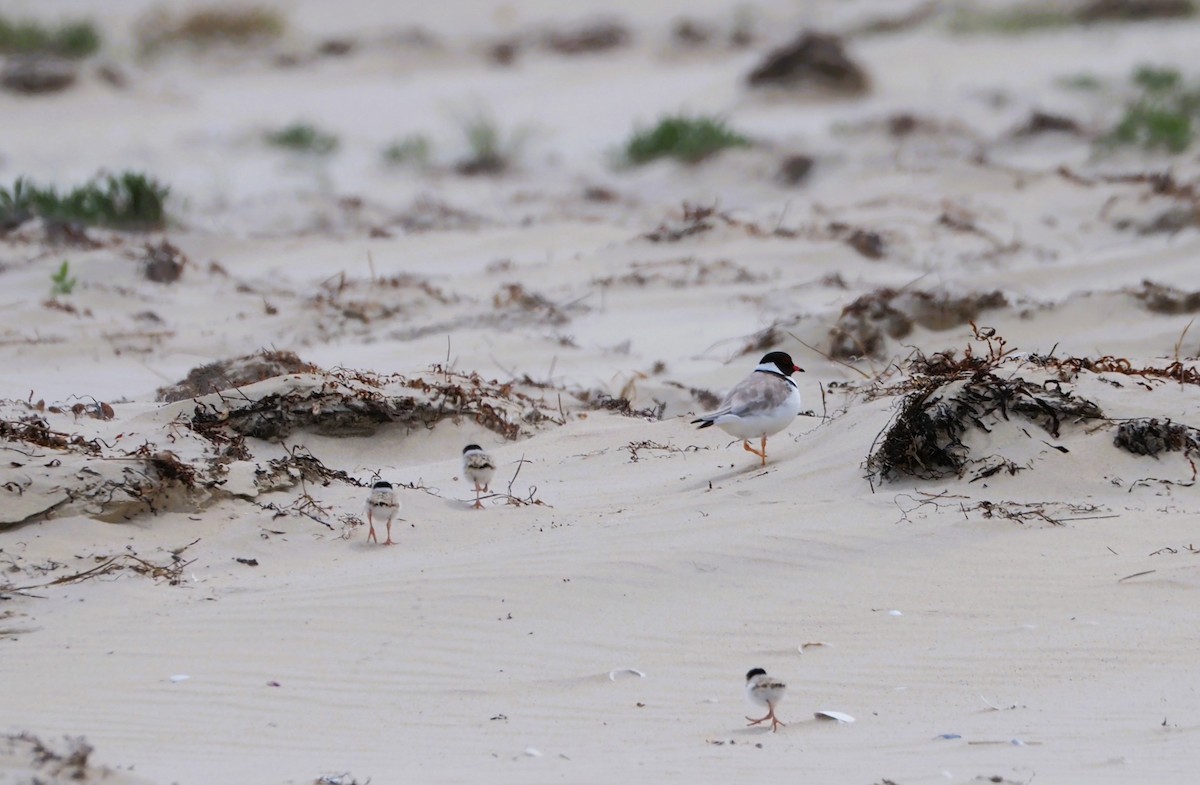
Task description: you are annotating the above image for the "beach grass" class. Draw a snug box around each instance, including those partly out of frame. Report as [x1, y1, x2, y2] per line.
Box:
[1104, 66, 1200, 153]
[623, 115, 751, 165]
[0, 15, 100, 58]
[1, 173, 170, 232]
[382, 134, 433, 167]
[265, 123, 340, 155]
[454, 111, 528, 175]
[947, 4, 1075, 34]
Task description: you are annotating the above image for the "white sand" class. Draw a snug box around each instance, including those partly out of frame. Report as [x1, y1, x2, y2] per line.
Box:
[3, 1, 1200, 783]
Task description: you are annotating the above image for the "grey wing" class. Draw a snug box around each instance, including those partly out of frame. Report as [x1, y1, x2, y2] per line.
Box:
[720, 375, 792, 417]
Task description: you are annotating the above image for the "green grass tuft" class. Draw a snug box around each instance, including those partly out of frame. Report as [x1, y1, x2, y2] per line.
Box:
[0, 15, 101, 58]
[1132, 65, 1183, 94]
[1103, 65, 1200, 153]
[454, 111, 529, 175]
[1108, 103, 1193, 152]
[382, 134, 432, 167]
[0, 173, 170, 232]
[0, 177, 35, 230]
[50, 260, 77, 296]
[1056, 73, 1105, 91]
[623, 115, 751, 165]
[947, 4, 1075, 34]
[265, 123, 339, 155]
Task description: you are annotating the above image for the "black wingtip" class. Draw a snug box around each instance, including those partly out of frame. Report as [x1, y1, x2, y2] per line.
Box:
[691, 418, 714, 429]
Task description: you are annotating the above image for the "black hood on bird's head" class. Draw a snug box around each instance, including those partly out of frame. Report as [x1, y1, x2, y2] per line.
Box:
[758, 351, 803, 376]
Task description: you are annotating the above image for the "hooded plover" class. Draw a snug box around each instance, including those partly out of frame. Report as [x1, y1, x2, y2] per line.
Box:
[692, 351, 803, 466]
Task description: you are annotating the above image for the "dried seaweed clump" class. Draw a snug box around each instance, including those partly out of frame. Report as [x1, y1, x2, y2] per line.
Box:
[1, 733, 96, 781]
[1129, 279, 1200, 314]
[575, 390, 666, 420]
[830, 289, 1008, 359]
[1113, 418, 1200, 456]
[746, 31, 869, 95]
[866, 328, 1104, 483]
[1, 55, 76, 94]
[868, 373, 1102, 482]
[1077, 0, 1195, 21]
[188, 369, 557, 443]
[543, 19, 630, 54]
[157, 350, 319, 402]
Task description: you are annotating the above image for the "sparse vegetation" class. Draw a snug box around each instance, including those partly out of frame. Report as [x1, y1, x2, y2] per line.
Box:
[455, 111, 528, 175]
[0, 177, 34, 230]
[50, 260, 77, 296]
[1103, 66, 1200, 153]
[0, 15, 100, 58]
[947, 4, 1075, 34]
[1057, 72, 1105, 91]
[623, 114, 751, 165]
[382, 134, 432, 167]
[0, 172, 170, 232]
[950, 0, 1194, 34]
[136, 5, 285, 54]
[265, 122, 340, 155]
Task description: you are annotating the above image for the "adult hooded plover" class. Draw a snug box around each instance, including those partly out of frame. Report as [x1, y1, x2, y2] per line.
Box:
[462, 444, 496, 509]
[365, 480, 399, 545]
[744, 667, 787, 732]
[692, 351, 804, 466]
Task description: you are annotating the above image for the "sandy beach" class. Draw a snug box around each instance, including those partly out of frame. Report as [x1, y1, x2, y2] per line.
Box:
[3, 1, 1200, 783]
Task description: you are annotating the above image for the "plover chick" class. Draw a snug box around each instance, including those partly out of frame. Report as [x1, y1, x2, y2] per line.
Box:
[365, 480, 399, 545]
[462, 444, 496, 509]
[744, 667, 787, 732]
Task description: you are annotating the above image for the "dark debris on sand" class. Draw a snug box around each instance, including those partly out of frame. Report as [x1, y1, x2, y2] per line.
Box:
[1113, 418, 1200, 457]
[157, 350, 319, 402]
[830, 289, 1008, 359]
[1077, 0, 1196, 21]
[867, 373, 1103, 482]
[187, 368, 552, 443]
[0, 55, 77, 94]
[746, 31, 869, 95]
[1130, 279, 1200, 313]
[866, 328, 1104, 483]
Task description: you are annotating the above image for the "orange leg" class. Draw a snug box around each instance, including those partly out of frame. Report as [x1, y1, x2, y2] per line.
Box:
[742, 438, 769, 465]
[473, 482, 485, 509]
[746, 701, 786, 732]
[384, 516, 395, 546]
[366, 510, 378, 544]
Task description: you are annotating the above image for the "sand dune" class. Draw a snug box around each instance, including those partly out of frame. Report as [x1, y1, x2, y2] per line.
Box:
[4, 1, 1200, 783]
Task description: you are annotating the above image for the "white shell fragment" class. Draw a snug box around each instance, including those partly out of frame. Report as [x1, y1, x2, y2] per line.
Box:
[814, 710, 855, 723]
[169, 674, 190, 683]
[887, 610, 903, 617]
[524, 747, 543, 758]
[608, 668, 646, 681]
